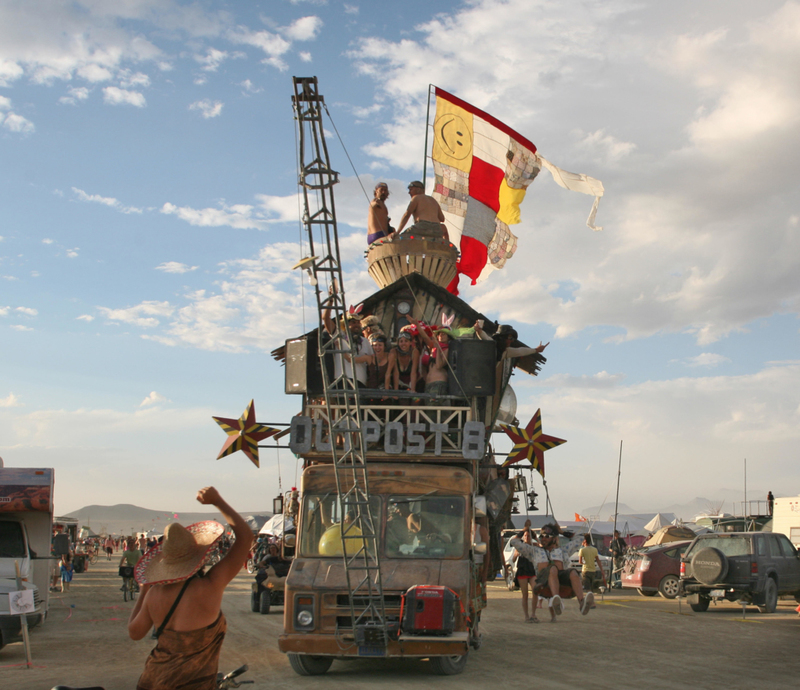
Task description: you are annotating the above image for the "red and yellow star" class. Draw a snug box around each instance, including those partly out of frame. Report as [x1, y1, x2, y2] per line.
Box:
[499, 408, 566, 477]
[213, 399, 279, 468]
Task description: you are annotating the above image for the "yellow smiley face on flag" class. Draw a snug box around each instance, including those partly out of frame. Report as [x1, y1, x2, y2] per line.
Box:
[432, 99, 473, 173]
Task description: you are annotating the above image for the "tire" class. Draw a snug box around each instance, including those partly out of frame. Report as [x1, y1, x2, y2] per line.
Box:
[130, 585, 136, 601]
[658, 575, 680, 600]
[688, 594, 710, 612]
[690, 548, 728, 585]
[757, 578, 778, 614]
[250, 590, 259, 613]
[123, 583, 129, 602]
[259, 590, 271, 614]
[287, 654, 333, 676]
[637, 588, 657, 597]
[246, 558, 255, 574]
[429, 653, 468, 676]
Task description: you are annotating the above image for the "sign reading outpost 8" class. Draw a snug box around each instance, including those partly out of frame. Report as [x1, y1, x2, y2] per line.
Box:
[289, 416, 486, 460]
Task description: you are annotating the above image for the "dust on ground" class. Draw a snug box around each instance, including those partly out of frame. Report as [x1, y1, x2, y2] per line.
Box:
[2, 556, 799, 690]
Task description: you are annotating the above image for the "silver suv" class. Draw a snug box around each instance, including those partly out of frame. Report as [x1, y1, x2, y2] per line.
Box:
[679, 531, 800, 613]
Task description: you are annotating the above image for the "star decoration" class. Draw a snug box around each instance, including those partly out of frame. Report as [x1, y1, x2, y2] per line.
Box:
[499, 408, 566, 477]
[213, 399, 279, 468]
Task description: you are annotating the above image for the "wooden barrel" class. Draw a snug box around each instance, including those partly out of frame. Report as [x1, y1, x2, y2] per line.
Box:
[367, 235, 459, 289]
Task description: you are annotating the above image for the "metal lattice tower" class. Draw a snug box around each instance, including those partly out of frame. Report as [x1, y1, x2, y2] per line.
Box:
[292, 76, 388, 647]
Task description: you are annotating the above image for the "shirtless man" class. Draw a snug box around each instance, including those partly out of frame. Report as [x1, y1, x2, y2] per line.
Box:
[367, 182, 394, 245]
[396, 180, 448, 241]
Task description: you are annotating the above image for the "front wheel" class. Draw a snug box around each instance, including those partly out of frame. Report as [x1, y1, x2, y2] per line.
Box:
[259, 590, 271, 614]
[429, 653, 468, 676]
[688, 594, 710, 612]
[659, 575, 680, 599]
[757, 578, 778, 614]
[123, 581, 129, 602]
[89, 553, 98, 565]
[250, 590, 259, 612]
[246, 558, 255, 574]
[287, 654, 333, 676]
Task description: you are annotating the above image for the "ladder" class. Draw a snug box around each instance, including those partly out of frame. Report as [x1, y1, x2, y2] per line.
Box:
[292, 76, 389, 648]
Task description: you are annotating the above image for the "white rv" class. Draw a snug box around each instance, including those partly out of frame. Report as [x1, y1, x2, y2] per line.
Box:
[772, 495, 800, 547]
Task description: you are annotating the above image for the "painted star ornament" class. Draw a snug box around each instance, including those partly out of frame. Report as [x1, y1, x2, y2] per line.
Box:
[213, 399, 279, 468]
[499, 408, 566, 477]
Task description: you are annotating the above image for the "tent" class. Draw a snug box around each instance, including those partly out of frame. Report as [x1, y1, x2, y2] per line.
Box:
[244, 514, 271, 533]
[642, 525, 697, 547]
[259, 514, 294, 537]
[643, 513, 668, 532]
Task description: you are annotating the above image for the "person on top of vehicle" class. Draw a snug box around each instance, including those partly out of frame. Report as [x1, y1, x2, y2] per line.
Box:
[396, 180, 448, 241]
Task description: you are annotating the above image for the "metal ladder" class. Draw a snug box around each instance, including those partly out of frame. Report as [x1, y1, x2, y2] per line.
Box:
[292, 76, 389, 648]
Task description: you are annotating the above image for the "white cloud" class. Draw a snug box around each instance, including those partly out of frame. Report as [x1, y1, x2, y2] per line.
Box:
[160, 193, 300, 231]
[2, 111, 35, 133]
[72, 187, 143, 214]
[239, 79, 262, 94]
[344, 4, 359, 15]
[15, 307, 38, 316]
[0, 95, 12, 110]
[0, 307, 10, 316]
[0, 58, 24, 87]
[189, 99, 223, 119]
[155, 261, 198, 274]
[59, 86, 90, 105]
[299, 51, 312, 63]
[66, 248, 80, 258]
[103, 86, 146, 107]
[77, 63, 113, 83]
[76, 314, 94, 322]
[10, 324, 33, 331]
[119, 70, 150, 88]
[42, 238, 54, 244]
[140, 391, 168, 407]
[195, 48, 229, 72]
[282, 16, 323, 42]
[97, 300, 174, 328]
[0, 392, 22, 408]
[682, 353, 732, 368]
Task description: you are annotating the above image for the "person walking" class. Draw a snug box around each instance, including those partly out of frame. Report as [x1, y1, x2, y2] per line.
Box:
[578, 534, 606, 595]
[127, 486, 251, 690]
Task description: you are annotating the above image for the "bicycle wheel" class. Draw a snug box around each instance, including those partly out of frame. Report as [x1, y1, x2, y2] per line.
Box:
[123, 579, 129, 602]
[89, 553, 98, 565]
[129, 580, 137, 601]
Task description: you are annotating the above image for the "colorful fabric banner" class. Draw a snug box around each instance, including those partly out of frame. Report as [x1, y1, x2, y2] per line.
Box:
[430, 87, 604, 294]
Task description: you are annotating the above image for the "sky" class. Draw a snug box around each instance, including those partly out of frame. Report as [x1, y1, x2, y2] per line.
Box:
[2, 0, 799, 520]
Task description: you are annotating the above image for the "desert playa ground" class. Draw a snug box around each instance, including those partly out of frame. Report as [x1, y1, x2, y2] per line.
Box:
[2, 556, 799, 690]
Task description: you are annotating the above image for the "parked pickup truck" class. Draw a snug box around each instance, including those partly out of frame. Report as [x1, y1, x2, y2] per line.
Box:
[679, 531, 800, 613]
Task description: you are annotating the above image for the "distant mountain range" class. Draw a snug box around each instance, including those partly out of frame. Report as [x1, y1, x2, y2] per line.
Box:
[61, 503, 272, 537]
[581, 488, 770, 522]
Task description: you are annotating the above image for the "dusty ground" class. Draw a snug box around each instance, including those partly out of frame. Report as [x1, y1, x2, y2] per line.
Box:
[2, 556, 799, 690]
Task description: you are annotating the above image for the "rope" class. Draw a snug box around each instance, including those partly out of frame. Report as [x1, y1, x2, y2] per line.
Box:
[323, 102, 370, 203]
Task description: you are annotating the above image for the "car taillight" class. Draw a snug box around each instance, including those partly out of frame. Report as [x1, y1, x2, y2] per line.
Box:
[680, 561, 685, 576]
[639, 556, 651, 572]
[751, 561, 758, 575]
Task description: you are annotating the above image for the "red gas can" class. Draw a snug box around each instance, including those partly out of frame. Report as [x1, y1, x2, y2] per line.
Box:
[401, 585, 457, 635]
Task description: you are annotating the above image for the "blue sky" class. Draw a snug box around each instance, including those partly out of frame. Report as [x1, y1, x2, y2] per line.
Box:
[2, 0, 799, 519]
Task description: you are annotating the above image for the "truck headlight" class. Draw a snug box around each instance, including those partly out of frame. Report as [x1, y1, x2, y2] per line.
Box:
[297, 610, 313, 626]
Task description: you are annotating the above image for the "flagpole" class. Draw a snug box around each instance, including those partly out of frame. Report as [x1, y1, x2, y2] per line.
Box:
[422, 84, 433, 188]
[612, 440, 623, 536]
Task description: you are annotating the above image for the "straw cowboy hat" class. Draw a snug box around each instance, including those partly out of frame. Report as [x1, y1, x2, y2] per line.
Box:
[135, 521, 224, 585]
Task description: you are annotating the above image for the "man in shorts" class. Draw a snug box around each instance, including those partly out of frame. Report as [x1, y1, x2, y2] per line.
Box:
[396, 181, 448, 241]
[534, 523, 594, 617]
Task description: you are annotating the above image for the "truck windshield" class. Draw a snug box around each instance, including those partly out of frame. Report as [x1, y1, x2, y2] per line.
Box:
[0, 521, 27, 558]
[299, 494, 381, 558]
[386, 495, 465, 559]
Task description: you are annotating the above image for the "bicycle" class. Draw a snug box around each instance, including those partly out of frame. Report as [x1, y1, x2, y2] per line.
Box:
[118, 565, 139, 601]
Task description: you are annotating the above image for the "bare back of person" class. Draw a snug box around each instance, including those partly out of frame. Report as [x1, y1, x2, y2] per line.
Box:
[143, 576, 224, 632]
[410, 193, 444, 224]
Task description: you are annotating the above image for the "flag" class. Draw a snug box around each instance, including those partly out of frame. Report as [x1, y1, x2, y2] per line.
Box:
[430, 87, 604, 294]
[575, 513, 588, 522]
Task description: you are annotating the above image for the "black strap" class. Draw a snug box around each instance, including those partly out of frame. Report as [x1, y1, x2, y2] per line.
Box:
[154, 576, 194, 639]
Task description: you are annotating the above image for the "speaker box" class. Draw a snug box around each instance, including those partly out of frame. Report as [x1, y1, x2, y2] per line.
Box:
[447, 339, 496, 397]
[285, 336, 326, 395]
